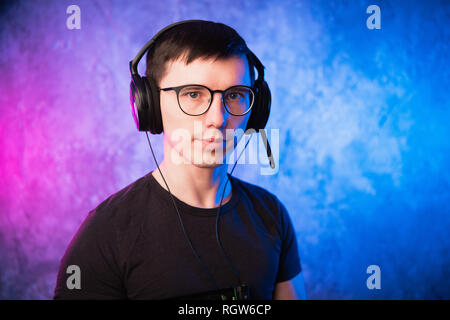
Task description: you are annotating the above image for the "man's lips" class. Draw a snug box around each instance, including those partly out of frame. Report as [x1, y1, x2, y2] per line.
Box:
[194, 137, 224, 146]
[194, 136, 222, 142]
[204, 137, 218, 142]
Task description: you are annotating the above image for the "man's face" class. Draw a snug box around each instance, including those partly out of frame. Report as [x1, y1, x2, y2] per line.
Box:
[159, 54, 252, 168]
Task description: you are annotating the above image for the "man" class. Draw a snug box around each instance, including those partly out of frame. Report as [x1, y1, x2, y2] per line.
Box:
[54, 20, 306, 300]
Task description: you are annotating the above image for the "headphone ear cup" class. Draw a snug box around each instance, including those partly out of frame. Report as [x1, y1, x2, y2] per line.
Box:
[130, 74, 151, 131]
[258, 79, 271, 129]
[143, 76, 163, 134]
[246, 79, 271, 132]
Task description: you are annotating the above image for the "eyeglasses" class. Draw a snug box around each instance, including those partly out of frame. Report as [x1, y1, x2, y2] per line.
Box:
[158, 84, 255, 116]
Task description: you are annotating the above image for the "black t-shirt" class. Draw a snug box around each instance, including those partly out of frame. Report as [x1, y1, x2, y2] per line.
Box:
[53, 171, 302, 299]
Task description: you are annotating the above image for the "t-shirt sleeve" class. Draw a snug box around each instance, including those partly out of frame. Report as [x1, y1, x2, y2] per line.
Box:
[53, 208, 126, 299]
[275, 199, 302, 283]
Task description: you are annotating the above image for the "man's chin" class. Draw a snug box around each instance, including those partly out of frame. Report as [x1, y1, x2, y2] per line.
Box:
[189, 151, 226, 168]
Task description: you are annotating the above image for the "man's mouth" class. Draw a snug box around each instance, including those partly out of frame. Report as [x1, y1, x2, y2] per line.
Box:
[195, 137, 224, 146]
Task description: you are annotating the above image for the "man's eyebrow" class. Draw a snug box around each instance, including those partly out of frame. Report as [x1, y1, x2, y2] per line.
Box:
[173, 83, 251, 88]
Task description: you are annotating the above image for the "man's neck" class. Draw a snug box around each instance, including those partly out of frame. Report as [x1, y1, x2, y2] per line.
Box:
[151, 159, 232, 209]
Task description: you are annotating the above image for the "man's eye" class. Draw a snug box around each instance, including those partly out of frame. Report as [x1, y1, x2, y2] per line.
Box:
[227, 92, 243, 100]
[183, 91, 201, 99]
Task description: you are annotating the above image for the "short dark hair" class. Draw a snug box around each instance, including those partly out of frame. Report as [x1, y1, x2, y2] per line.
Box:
[145, 20, 255, 87]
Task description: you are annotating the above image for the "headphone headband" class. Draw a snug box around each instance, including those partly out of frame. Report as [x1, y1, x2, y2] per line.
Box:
[130, 20, 207, 77]
[129, 19, 265, 83]
[129, 20, 271, 131]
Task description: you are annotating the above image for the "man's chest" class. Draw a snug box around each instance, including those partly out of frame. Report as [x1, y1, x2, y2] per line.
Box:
[123, 212, 281, 299]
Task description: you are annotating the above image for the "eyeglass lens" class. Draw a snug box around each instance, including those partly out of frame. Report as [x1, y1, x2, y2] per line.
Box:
[178, 85, 254, 115]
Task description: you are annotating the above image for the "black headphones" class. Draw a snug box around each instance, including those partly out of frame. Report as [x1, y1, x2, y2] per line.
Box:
[129, 19, 272, 135]
[127, 21, 275, 299]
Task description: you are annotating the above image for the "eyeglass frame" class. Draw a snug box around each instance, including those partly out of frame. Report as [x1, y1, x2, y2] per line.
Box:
[158, 84, 255, 116]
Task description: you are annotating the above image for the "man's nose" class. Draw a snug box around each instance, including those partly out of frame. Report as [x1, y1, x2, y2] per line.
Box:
[205, 92, 227, 127]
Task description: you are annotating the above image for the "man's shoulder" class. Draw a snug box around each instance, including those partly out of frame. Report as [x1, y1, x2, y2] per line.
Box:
[230, 175, 293, 239]
[230, 174, 288, 221]
[62, 173, 153, 265]
[231, 174, 280, 204]
[88, 172, 152, 225]
[98, 173, 150, 208]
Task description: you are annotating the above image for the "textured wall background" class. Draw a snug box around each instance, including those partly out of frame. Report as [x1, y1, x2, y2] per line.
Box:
[0, 0, 449, 299]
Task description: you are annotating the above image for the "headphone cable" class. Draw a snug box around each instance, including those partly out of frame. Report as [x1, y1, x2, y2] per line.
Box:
[145, 131, 253, 290]
[215, 135, 253, 286]
[145, 132, 217, 289]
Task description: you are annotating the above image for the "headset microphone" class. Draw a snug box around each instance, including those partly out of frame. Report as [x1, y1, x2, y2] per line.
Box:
[260, 129, 275, 169]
